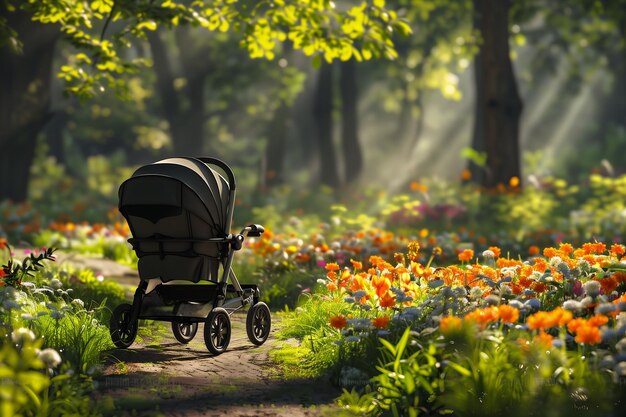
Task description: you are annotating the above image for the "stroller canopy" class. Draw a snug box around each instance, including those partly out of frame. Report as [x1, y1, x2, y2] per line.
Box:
[119, 158, 231, 235]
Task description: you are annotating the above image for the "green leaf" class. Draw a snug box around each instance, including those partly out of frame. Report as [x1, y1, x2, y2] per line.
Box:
[312, 55, 322, 69]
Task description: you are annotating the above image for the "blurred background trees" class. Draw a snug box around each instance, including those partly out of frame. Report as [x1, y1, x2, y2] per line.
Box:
[0, 0, 624, 204]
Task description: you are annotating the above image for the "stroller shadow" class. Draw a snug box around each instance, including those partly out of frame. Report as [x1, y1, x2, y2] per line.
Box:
[105, 342, 256, 364]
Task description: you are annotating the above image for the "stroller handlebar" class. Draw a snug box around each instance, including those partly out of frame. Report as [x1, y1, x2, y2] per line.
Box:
[197, 157, 236, 191]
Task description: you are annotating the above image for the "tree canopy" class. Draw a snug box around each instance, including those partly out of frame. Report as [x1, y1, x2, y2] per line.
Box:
[0, 0, 411, 97]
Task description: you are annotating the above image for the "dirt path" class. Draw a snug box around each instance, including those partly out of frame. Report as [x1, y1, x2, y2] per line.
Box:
[56, 253, 340, 417]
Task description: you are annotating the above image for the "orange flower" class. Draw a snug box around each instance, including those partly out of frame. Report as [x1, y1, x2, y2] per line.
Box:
[440, 316, 463, 334]
[497, 305, 519, 323]
[558, 243, 573, 255]
[372, 316, 391, 329]
[379, 292, 396, 308]
[326, 282, 338, 291]
[371, 274, 391, 298]
[465, 306, 499, 328]
[326, 271, 337, 280]
[458, 249, 474, 262]
[0, 238, 7, 250]
[610, 243, 625, 256]
[543, 247, 557, 258]
[461, 169, 472, 181]
[533, 331, 554, 349]
[350, 259, 363, 270]
[527, 311, 550, 330]
[574, 325, 601, 345]
[329, 315, 347, 329]
[325, 263, 340, 271]
[567, 318, 587, 334]
[410, 182, 428, 193]
[528, 245, 540, 256]
[488, 246, 501, 258]
[587, 314, 608, 327]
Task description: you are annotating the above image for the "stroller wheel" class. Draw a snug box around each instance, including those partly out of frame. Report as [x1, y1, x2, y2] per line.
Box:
[172, 303, 198, 344]
[246, 302, 271, 346]
[110, 303, 138, 349]
[204, 308, 231, 355]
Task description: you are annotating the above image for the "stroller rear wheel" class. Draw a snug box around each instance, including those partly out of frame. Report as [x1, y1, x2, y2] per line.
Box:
[246, 302, 271, 346]
[171, 303, 198, 344]
[204, 308, 231, 354]
[110, 303, 138, 349]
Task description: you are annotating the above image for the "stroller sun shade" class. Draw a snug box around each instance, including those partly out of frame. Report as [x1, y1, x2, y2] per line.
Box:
[119, 157, 231, 235]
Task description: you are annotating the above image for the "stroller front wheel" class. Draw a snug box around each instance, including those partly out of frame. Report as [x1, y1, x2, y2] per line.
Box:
[204, 308, 231, 355]
[110, 303, 138, 349]
[246, 302, 271, 346]
[172, 303, 198, 344]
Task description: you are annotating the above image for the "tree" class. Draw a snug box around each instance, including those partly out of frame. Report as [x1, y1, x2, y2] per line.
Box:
[0, 0, 410, 202]
[469, 0, 523, 188]
[313, 62, 340, 188]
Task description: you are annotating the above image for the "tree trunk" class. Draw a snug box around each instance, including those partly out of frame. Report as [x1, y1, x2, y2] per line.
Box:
[0, 8, 59, 202]
[313, 62, 340, 187]
[471, 0, 523, 187]
[148, 28, 207, 157]
[262, 103, 289, 189]
[340, 59, 362, 184]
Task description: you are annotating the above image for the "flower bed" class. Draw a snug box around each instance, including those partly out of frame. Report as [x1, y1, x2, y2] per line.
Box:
[278, 241, 626, 416]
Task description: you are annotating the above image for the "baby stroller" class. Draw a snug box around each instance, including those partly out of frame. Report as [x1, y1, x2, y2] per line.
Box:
[109, 157, 270, 355]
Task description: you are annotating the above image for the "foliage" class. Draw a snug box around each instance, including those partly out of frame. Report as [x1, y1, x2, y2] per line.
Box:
[0, 242, 120, 415]
[1, 0, 410, 97]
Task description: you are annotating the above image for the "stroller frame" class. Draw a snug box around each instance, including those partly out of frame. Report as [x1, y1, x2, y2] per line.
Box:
[110, 157, 271, 354]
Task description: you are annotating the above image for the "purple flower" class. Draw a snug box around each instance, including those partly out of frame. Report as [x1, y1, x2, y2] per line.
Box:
[572, 280, 583, 297]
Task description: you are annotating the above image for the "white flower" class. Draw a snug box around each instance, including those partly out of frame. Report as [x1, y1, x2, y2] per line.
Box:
[11, 328, 36, 344]
[469, 287, 484, 299]
[71, 299, 85, 309]
[583, 280, 601, 297]
[482, 250, 495, 259]
[549, 256, 563, 268]
[499, 284, 512, 296]
[49, 279, 63, 290]
[616, 338, 626, 353]
[20, 313, 35, 321]
[562, 300, 583, 312]
[38, 348, 62, 368]
[316, 279, 326, 285]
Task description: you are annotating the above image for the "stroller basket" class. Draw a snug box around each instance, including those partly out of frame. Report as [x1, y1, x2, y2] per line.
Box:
[109, 157, 270, 354]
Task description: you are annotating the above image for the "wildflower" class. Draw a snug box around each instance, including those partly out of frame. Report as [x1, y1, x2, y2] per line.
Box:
[588, 314, 608, 327]
[458, 249, 474, 262]
[465, 306, 499, 328]
[344, 297, 356, 304]
[50, 310, 65, 320]
[563, 300, 583, 312]
[325, 263, 340, 272]
[488, 246, 501, 258]
[616, 338, 626, 353]
[575, 325, 602, 345]
[371, 274, 391, 298]
[38, 348, 62, 368]
[528, 245, 540, 256]
[345, 335, 360, 343]
[498, 305, 519, 324]
[610, 244, 625, 257]
[469, 287, 484, 299]
[20, 313, 34, 321]
[71, 298, 85, 309]
[350, 259, 363, 270]
[11, 328, 36, 344]
[372, 316, 391, 329]
[584, 280, 601, 298]
[482, 250, 495, 259]
[439, 316, 463, 334]
[379, 292, 396, 308]
[533, 331, 554, 349]
[330, 315, 348, 329]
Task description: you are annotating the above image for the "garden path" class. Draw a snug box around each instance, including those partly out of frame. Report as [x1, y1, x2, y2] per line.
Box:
[56, 253, 340, 417]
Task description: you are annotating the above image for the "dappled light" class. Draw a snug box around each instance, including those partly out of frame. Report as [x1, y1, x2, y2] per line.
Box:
[1, 0, 626, 416]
